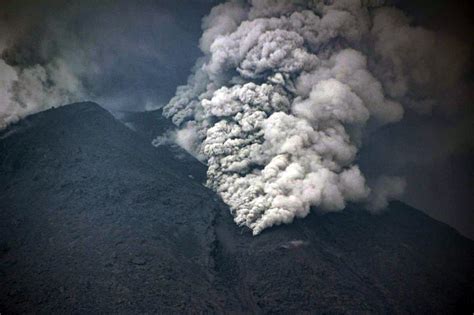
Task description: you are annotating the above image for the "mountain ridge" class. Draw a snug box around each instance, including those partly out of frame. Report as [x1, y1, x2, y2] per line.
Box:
[1, 102, 472, 313]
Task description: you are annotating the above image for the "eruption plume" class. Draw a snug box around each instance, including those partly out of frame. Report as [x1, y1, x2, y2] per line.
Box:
[0, 0, 470, 236]
[163, 0, 469, 234]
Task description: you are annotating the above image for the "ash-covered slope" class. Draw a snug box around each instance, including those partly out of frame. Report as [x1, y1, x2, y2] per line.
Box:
[1, 102, 473, 313]
[214, 202, 474, 313]
[0, 102, 224, 313]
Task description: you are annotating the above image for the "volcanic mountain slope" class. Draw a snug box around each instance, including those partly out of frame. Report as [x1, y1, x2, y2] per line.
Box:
[0, 102, 473, 313]
[113, 108, 208, 183]
[0, 103, 226, 313]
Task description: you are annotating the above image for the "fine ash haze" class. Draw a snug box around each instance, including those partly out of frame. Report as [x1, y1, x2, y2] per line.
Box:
[0, 0, 473, 236]
[0, 0, 215, 127]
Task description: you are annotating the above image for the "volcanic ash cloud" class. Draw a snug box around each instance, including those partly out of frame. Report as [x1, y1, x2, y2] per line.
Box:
[163, 0, 467, 234]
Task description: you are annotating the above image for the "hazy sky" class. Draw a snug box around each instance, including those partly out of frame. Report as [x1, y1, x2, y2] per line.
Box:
[1, 0, 220, 111]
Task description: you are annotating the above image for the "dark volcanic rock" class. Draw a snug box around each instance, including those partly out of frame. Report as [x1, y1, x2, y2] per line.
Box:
[214, 202, 474, 313]
[0, 103, 228, 313]
[112, 108, 208, 183]
[1, 102, 473, 313]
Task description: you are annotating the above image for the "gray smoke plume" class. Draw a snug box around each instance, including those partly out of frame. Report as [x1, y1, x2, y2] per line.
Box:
[0, 20, 85, 129]
[0, 59, 85, 129]
[0, 0, 216, 129]
[163, 0, 470, 234]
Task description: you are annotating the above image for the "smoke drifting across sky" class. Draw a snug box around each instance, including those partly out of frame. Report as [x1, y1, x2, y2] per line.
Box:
[163, 0, 473, 234]
[0, 0, 218, 128]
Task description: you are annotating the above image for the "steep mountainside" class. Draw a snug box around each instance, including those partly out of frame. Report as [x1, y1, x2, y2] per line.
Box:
[1, 102, 473, 313]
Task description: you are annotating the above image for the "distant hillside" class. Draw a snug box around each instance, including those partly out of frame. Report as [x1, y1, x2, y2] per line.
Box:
[1, 102, 472, 313]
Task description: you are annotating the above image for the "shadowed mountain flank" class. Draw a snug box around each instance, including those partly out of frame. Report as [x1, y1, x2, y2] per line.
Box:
[1, 103, 472, 313]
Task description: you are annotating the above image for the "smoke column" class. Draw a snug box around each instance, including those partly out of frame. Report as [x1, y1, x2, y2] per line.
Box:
[0, 30, 84, 129]
[163, 0, 470, 235]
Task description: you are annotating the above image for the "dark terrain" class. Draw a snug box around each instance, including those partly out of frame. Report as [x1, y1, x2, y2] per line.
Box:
[1, 102, 473, 313]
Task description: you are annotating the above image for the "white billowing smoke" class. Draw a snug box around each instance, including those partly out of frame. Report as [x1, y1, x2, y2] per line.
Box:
[163, 0, 468, 235]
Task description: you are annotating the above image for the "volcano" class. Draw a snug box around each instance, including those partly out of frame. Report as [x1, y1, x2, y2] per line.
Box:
[1, 102, 472, 313]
